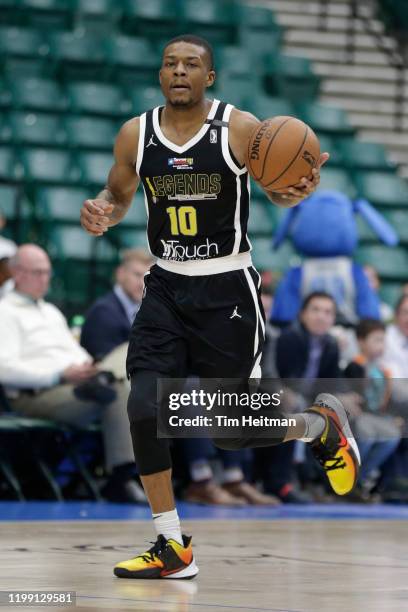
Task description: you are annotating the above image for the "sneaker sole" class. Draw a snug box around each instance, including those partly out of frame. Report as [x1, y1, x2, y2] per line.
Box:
[314, 393, 361, 466]
[114, 559, 199, 580]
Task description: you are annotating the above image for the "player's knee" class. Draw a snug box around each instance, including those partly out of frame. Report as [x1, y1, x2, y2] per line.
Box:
[127, 369, 158, 425]
[127, 369, 172, 475]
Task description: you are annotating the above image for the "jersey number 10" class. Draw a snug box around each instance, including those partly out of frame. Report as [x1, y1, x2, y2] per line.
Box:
[166, 206, 197, 236]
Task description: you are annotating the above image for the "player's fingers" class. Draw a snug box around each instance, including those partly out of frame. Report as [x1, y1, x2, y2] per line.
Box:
[84, 199, 105, 215]
[81, 208, 110, 227]
[317, 152, 330, 168]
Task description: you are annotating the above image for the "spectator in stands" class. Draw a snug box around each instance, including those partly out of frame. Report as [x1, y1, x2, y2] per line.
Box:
[0, 244, 141, 503]
[384, 294, 408, 378]
[182, 437, 280, 506]
[81, 249, 153, 362]
[0, 206, 17, 298]
[344, 319, 401, 501]
[256, 291, 340, 503]
[363, 264, 393, 323]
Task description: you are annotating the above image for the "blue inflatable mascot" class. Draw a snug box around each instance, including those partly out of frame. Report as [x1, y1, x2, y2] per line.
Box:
[270, 190, 398, 325]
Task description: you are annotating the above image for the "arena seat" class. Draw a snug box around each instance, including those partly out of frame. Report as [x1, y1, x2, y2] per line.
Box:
[238, 4, 282, 57]
[0, 147, 17, 180]
[48, 30, 108, 81]
[316, 167, 356, 199]
[64, 116, 116, 151]
[181, 0, 238, 45]
[20, 0, 73, 30]
[0, 25, 48, 60]
[212, 77, 247, 108]
[9, 77, 67, 112]
[246, 95, 295, 120]
[354, 171, 408, 207]
[380, 282, 404, 309]
[9, 111, 65, 147]
[130, 87, 165, 115]
[36, 186, 90, 227]
[121, 0, 180, 39]
[113, 229, 150, 250]
[356, 245, 408, 280]
[106, 35, 160, 86]
[383, 210, 408, 242]
[264, 55, 320, 102]
[356, 216, 379, 243]
[251, 238, 299, 273]
[297, 102, 355, 136]
[76, 0, 121, 33]
[19, 147, 77, 185]
[67, 82, 128, 117]
[337, 139, 396, 172]
[248, 200, 275, 236]
[0, 183, 32, 242]
[77, 151, 114, 187]
[119, 193, 148, 228]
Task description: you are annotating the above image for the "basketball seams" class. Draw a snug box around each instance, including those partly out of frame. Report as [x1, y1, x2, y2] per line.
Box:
[259, 117, 293, 181]
[264, 125, 309, 189]
[247, 117, 293, 182]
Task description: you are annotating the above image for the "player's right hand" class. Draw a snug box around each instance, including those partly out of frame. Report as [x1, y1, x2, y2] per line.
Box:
[80, 198, 114, 237]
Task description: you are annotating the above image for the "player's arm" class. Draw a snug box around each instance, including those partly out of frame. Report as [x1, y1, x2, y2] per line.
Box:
[229, 108, 329, 207]
[80, 118, 140, 237]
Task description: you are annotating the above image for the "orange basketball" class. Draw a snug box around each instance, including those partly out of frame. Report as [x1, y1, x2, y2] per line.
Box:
[245, 116, 320, 191]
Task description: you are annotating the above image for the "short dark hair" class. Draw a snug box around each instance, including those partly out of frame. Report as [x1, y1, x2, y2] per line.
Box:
[355, 318, 385, 339]
[301, 291, 336, 312]
[163, 34, 215, 70]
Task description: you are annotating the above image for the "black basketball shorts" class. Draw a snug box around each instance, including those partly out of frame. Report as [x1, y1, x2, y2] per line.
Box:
[126, 263, 265, 379]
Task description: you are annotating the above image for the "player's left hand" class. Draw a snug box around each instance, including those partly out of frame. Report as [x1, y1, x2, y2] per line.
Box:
[272, 152, 330, 204]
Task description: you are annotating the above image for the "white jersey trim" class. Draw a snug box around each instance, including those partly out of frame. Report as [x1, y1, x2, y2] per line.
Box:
[157, 251, 252, 276]
[152, 99, 220, 154]
[135, 112, 146, 175]
[221, 104, 247, 176]
[232, 175, 242, 255]
[243, 268, 265, 358]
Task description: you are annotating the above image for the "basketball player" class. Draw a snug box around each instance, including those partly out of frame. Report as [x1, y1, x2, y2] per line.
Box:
[80, 35, 360, 580]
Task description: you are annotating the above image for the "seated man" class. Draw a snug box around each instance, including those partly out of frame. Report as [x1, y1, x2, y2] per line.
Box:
[81, 248, 153, 362]
[0, 244, 140, 503]
[257, 291, 341, 503]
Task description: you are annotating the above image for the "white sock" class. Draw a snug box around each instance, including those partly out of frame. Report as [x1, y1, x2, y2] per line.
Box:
[152, 508, 183, 545]
[299, 413, 326, 442]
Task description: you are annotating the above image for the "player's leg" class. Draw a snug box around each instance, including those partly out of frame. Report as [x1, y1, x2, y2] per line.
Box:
[192, 266, 360, 495]
[114, 267, 198, 579]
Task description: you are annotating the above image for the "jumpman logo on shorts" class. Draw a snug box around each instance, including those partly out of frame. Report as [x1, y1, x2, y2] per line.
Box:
[230, 306, 242, 319]
[147, 135, 158, 148]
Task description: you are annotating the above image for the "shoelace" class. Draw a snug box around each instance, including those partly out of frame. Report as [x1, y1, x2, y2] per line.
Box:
[139, 536, 167, 563]
[313, 441, 346, 472]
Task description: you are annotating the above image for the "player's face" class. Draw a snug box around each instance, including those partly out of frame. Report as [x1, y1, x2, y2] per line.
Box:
[160, 42, 215, 107]
[301, 297, 336, 336]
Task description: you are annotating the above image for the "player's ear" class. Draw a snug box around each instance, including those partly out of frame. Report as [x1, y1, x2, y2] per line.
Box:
[206, 70, 215, 89]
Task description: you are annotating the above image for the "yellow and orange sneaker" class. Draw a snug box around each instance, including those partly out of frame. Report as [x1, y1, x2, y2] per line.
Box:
[114, 534, 199, 580]
[307, 393, 361, 496]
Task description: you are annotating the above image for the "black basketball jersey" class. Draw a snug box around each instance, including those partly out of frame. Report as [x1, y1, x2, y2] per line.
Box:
[136, 99, 251, 262]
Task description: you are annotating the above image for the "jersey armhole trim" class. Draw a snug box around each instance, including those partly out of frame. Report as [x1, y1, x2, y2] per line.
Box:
[221, 104, 248, 176]
[135, 112, 146, 175]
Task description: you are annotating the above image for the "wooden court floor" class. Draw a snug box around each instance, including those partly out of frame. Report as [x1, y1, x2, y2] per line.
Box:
[1, 519, 407, 612]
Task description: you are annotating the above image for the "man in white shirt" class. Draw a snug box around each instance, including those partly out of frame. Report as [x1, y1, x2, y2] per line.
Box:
[0, 243, 138, 502]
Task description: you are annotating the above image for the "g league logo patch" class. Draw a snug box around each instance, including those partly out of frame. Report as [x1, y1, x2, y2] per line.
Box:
[210, 129, 217, 144]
